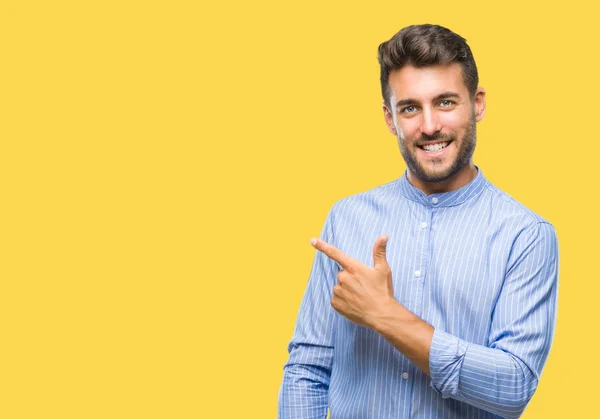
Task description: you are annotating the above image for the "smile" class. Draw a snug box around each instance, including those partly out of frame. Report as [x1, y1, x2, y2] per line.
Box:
[419, 142, 450, 152]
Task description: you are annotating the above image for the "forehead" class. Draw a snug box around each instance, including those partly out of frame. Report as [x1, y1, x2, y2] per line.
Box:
[388, 63, 469, 103]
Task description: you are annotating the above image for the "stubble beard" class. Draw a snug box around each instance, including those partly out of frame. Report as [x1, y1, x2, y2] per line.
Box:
[397, 115, 477, 183]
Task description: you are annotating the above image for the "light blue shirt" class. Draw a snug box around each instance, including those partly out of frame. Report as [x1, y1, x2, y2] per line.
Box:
[279, 169, 558, 419]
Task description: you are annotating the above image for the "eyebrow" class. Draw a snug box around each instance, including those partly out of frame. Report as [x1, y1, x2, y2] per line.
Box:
[395, 92, 461, 108]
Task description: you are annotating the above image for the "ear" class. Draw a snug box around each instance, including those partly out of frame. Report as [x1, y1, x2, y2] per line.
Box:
[382, 103, 397, 135]
[473, 87, 486, 122]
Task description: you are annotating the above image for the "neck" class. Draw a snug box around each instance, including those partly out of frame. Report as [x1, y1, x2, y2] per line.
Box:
[407, 162, 478, 196]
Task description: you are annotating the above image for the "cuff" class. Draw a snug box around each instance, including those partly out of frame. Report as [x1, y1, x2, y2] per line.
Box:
[428, 328, 469, 401]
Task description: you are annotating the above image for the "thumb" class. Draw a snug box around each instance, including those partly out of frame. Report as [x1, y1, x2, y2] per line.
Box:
[372, 234, 389, 270]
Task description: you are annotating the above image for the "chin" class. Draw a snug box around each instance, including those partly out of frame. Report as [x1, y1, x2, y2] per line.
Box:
[415, 161, 464, 183]
[419, 164, 453, 181]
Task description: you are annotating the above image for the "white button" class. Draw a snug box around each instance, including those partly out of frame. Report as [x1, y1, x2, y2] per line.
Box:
[414, 270, 421, 278]
[420, 222, 427, 229]
[402, 372, 409, 379]
[431, 197, 439, 204]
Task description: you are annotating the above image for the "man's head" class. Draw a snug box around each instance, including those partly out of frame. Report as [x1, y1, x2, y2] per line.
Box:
[378, 24, 478, 108]
[378, 24, 486, 193]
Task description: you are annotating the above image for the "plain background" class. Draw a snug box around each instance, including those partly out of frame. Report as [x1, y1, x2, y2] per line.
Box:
[0, 0, 597, 417]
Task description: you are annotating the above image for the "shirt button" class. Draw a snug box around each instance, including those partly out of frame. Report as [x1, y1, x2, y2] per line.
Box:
[420, 222, 427, 229]
[431, 197, 439, 204]
[402, 372, 409, 379]
[414, 270, 421, 278]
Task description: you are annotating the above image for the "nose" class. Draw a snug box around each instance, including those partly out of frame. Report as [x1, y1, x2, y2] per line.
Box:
[420, 107, 442, 136]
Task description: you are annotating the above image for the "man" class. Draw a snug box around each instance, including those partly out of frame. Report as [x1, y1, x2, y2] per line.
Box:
[279, 24, 558, 419]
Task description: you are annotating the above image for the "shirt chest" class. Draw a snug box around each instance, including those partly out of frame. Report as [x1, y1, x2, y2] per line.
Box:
[335, 201, 511, 343]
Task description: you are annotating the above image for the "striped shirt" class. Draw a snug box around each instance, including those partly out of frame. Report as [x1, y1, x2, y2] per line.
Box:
[279, 169, 558, 419]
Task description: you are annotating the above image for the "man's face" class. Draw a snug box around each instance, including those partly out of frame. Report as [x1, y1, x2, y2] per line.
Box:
[383, 63, 486, 188]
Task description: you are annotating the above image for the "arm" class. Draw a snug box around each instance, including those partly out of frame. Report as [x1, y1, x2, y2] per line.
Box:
[278, 212, 338, 419]
[426, 222, 559, 418]
[312, 222, 559, 419]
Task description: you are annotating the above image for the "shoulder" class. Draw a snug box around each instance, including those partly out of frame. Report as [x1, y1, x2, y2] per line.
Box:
[330, 178, 402, 216]
[322, 179, 404, 239]
[481, 180, 556, 238]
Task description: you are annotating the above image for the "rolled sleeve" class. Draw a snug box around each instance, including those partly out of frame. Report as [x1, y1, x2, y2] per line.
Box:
[429, 328, 469, 401]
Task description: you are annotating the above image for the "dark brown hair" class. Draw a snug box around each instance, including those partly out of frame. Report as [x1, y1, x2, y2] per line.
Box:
[378, 24, 479, 107]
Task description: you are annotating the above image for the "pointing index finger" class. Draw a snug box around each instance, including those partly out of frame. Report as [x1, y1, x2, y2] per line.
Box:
[310, 238, 357, 271]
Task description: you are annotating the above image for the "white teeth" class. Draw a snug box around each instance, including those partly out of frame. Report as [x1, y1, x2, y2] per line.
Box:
[422, 142, 449, 152]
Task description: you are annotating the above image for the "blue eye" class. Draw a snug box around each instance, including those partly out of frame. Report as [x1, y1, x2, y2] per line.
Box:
[402, 106, 417, 113]
[440, 100, 453, 107]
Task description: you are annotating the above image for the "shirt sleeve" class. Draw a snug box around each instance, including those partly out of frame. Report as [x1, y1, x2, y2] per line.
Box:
[278, 208, 340, 419]
[428, 221, 559, 419]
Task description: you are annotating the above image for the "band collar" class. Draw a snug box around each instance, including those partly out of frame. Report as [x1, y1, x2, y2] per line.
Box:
[396, 168, 487, 207]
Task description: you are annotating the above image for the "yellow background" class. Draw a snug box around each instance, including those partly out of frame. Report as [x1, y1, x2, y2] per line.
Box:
[0, 0, 596, 417]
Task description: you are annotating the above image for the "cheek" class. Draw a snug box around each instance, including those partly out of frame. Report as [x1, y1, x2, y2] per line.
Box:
[439, 111, 470, 132]
[396, 121, 419, 142]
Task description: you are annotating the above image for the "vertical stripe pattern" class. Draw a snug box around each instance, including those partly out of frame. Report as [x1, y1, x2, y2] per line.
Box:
[279, 169, 559, 419]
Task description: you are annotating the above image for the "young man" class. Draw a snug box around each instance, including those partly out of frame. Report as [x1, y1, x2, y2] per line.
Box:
[279, 24, 558, 419]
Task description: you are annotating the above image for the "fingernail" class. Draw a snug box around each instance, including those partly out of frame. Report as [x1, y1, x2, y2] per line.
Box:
[310, 238, 317, 246]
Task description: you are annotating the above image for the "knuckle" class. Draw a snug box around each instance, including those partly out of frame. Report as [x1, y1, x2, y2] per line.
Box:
[330, 297, 338, 310]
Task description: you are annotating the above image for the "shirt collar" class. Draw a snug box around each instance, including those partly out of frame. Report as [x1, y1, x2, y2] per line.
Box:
[396, 167, 487, 207]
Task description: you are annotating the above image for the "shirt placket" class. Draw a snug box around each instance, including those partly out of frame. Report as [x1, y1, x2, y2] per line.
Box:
[408, 201, 434, 418]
